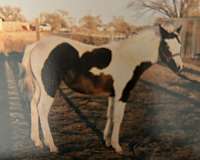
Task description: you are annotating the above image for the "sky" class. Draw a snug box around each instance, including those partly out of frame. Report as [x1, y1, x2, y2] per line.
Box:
[1, 0, 153, 25]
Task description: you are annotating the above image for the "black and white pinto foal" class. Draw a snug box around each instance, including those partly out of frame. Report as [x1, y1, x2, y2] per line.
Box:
[21, 25, 183, 154]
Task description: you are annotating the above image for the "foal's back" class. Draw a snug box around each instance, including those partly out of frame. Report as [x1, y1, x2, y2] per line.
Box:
[108, 27, 161, 67]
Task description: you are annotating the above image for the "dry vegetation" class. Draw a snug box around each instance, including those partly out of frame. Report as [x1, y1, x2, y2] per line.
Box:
[0, 31, 52, 53]
[0, 31, 113, 54]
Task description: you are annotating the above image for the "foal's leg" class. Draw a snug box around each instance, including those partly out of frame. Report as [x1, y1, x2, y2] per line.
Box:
[30, 80, 43, 148]
[37, 91, 58, 152]
[103, 97, 114, 147]
[111, 100, 126, 154]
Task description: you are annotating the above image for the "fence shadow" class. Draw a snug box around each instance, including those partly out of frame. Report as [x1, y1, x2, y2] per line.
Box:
[58, 88, 105, 151]
[182, 66, 200, 77]
[141, 80, 200, 106]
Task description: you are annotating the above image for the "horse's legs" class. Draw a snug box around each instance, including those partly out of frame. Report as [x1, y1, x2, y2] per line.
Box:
[37, 91, 58, 152]
[103, 97, 114, 147]
[111, 100, 126, 154]
[30, 80, 43, 148]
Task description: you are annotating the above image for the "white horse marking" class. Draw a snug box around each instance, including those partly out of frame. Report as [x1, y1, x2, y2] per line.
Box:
[165, 38, 183, 70]
[103, 97, 114, 147]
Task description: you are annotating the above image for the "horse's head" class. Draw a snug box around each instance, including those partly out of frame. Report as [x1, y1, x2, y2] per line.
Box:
[159, 24, 183, 73]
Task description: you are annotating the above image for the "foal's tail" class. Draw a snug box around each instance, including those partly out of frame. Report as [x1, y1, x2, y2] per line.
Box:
[18, 43, 37, 101]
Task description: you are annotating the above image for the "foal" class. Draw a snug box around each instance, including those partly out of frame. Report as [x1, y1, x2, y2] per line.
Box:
[21, 24, 183, 153]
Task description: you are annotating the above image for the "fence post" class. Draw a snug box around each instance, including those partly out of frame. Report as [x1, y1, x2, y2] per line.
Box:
[36, 18, 40, 41]
[181, 19, 189, 57]
[191, 20, 197, 58]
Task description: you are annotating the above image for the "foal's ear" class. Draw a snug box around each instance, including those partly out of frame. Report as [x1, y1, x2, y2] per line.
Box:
[176, 26, 182, 34]
[159, 24, 169, 39]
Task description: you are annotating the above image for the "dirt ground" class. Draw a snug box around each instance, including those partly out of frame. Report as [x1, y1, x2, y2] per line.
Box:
[10, 60, 199, 160]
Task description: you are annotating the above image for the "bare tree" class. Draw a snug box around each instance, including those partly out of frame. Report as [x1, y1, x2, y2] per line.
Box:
[57, 10, 74, 27]
[0, 5, 26, 21]
[40, 12, 68, 31]
[128, 0, 200, 57]
[108, 17, 133, 36]
[128, 0, 189, 18]
[79, 15, 102, 32]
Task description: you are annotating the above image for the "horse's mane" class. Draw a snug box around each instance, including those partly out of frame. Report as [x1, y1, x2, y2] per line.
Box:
[107, 25, 160, 48]
[108, 26, 161, 52]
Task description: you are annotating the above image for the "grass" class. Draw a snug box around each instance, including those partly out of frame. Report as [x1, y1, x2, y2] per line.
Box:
[0, 31, 51, 53]
[0, 31, 111, 54]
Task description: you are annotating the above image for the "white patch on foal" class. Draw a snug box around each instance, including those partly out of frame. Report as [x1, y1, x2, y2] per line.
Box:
[165, 38, 183, 70]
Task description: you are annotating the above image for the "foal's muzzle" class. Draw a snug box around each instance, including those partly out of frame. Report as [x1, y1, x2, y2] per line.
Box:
[166, 58, 181, 73]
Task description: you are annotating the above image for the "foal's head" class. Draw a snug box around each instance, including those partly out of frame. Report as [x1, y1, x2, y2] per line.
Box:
[159, 24, 183, 73]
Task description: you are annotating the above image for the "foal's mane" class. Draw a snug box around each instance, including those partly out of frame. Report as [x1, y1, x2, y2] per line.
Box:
[106, 25, 160, 48]
[104, 26, 161, 56]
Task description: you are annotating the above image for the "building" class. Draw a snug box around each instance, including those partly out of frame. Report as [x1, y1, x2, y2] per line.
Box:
[0, 13, 30, 32]
[185, 0, 200, 16]
[182, 0, 200, 58]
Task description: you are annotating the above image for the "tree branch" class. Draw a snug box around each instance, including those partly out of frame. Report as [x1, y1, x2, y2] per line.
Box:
[128, 0, 189, 18]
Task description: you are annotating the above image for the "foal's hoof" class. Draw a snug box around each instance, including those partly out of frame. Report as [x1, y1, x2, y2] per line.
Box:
[49, 146, 59, 153]
[35, 140, 44, 149]
[105, 140, 111, 147]
[114, 146, 123, 155]
[104, 137, 111, 147]
[111, 143, 123, 155]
